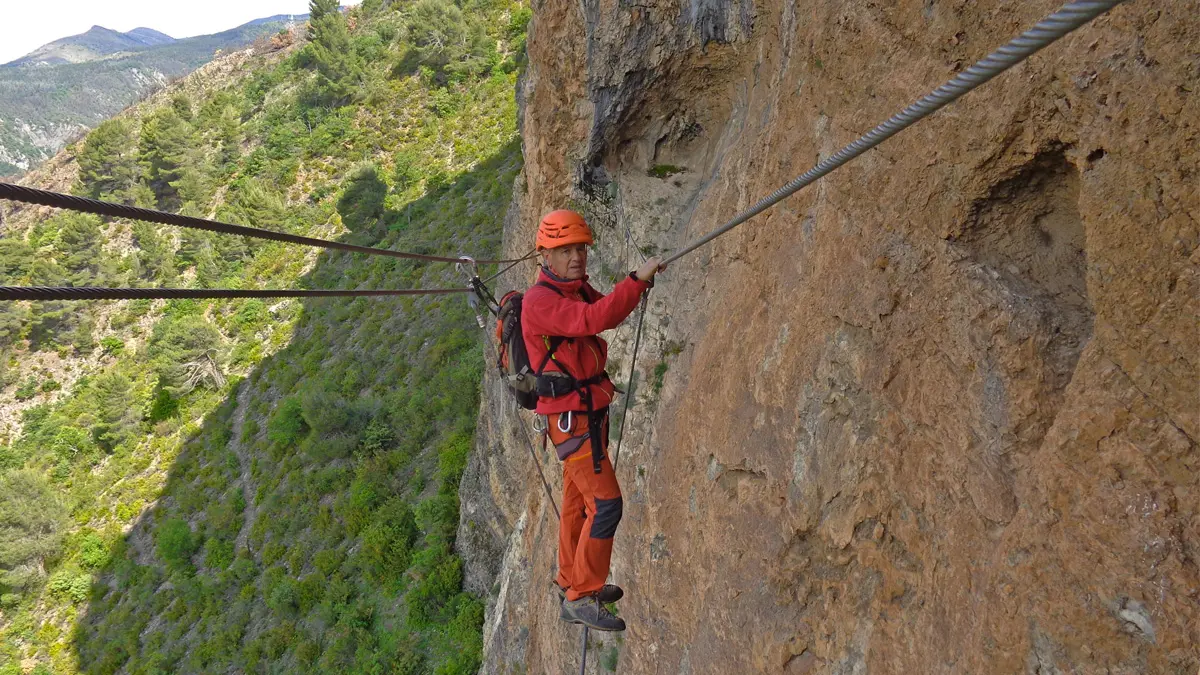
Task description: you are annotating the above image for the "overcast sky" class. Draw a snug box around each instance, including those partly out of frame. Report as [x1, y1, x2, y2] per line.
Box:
[0, 1, 317, 65]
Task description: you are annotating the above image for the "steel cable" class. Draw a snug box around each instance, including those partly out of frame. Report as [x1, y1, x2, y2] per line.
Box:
[611, 293, 648, 470]
[0, 286, 469, 301]
[482, 250, 539, 285]
[478, 326, 561, 519]
[0, 182, 530, 265]
[662, 0, 1127, 265]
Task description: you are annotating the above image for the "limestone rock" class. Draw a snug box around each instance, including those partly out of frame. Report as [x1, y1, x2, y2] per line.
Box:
[458, 1, 1200, 672]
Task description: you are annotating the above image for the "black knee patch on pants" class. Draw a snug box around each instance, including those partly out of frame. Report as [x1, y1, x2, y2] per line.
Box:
[590, 497, 622, 539]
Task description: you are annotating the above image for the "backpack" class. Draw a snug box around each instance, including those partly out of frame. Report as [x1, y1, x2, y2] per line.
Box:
[495, 282, 595, 410]
[495, 289, 541, 409]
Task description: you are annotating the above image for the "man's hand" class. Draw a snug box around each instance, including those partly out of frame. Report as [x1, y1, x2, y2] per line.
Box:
[635, 257, 666, 282]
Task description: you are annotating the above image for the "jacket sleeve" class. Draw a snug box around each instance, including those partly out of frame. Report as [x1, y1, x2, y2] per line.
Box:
[524, 275, 649, 338]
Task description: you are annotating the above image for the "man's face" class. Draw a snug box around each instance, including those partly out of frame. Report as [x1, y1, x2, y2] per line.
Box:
[543, 243, 589, 280]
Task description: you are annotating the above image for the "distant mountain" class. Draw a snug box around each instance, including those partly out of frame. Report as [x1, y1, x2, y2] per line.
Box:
[0, 14, 307, 177]
[4, 26, 178, 68]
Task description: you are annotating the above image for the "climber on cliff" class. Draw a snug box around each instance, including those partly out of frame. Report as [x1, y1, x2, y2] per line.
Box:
[521, 209, 664, 632]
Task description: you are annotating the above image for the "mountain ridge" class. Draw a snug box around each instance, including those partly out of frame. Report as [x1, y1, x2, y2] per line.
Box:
[0, 14, 307, 177]
[4, 26, 178, 68]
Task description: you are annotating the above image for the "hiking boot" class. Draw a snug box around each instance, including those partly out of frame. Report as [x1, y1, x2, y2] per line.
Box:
[554, 582, 624, 604]
[560, 595, 626, 632]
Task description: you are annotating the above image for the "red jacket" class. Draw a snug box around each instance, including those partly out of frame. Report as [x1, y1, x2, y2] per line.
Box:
[521, 267, 650, 414]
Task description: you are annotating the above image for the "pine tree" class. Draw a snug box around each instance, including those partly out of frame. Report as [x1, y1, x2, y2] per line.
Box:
[25, 246, 74, 350]
[0, 239, 33, 347]
[305, 0, 365, 105]
[89, 372, 139, 451]
[149, 315, 225, 396]
[76, 119, 139, 203]
[139, 107, 193, 210]
[407, 0, 498, 84]
[54, 212, 104, 285]
[216, 104, 243, 167]
[131, 223, 176, 283]
[0, 469, 68, 593]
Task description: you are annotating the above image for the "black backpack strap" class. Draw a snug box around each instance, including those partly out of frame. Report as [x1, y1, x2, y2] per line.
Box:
[534, 336, 566, 378]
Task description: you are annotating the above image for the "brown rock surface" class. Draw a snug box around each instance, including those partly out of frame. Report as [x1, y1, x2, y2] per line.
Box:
[457, 1, 1199, 672]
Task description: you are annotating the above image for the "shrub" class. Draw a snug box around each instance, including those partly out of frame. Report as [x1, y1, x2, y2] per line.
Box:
[47, 570, 91, 604]
[436, 431, 472, 490]
[78, 531, 111, 570]
[266, 577, 298, 617]
[313, 548, 344, 577]
[14, 378, 39, 401]
[156, 518, 198, 569]
[647, 164, 685, 179]
[267, 397, 307, 448]
[359, 498, 418, 582]
[406, 547, 462, 626]
[340, 478, 379, 535]
[100, 337, 124, 355]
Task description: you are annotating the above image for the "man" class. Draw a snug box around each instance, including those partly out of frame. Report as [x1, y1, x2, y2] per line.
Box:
[522, 209, 664, 632]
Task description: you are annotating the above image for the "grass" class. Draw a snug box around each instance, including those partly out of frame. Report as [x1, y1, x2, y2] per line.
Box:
[647, 164, 685, 179]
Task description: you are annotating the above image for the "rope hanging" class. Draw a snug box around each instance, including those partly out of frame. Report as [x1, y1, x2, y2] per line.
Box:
[611, 293, 647, 470]
[0, 182, 531, 265]
[663, 0, 1127, 265]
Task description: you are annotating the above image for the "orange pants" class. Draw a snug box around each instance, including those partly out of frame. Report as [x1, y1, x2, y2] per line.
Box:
[549, 411, 623, 602]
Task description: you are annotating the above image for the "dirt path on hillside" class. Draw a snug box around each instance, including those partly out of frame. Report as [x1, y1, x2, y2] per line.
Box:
[230, 380, 259, 560]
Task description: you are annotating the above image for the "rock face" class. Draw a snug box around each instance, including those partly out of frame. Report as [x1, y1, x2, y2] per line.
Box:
[456, 1, 1199, 672]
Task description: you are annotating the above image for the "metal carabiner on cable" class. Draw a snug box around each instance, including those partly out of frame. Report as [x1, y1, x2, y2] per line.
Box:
[457, 255, 488, 327]
[532, 413, 548, 436]
[456, 255, 480, 281]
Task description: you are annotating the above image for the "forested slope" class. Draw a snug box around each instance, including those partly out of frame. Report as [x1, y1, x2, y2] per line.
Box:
[0, 1, 528, 672]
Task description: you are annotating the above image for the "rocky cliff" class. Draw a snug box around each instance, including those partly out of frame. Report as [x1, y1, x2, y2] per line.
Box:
[457, 0, 1198, 672]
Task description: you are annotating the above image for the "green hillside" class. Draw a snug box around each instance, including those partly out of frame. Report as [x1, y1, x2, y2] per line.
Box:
[0, 0, 528, 672]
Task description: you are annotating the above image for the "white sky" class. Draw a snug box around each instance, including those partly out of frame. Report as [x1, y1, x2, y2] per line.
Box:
[0, 1, 317, 65]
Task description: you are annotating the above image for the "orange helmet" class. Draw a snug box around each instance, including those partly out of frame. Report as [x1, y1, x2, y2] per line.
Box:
[536, 210, 593, 250]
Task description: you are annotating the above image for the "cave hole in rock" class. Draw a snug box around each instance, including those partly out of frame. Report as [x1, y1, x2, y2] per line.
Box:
[958, 148, 1095, 389]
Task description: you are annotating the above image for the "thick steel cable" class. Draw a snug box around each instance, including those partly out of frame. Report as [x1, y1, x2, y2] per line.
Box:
[0, 286, 469, 301]
[0, 182, 528, 265]
[663, 0, 1127, 265]
[611, 293, 648, 470]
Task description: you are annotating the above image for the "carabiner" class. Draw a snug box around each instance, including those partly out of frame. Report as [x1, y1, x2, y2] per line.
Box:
[456, 255, 479, 283]
[557, 410, 574, 435]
